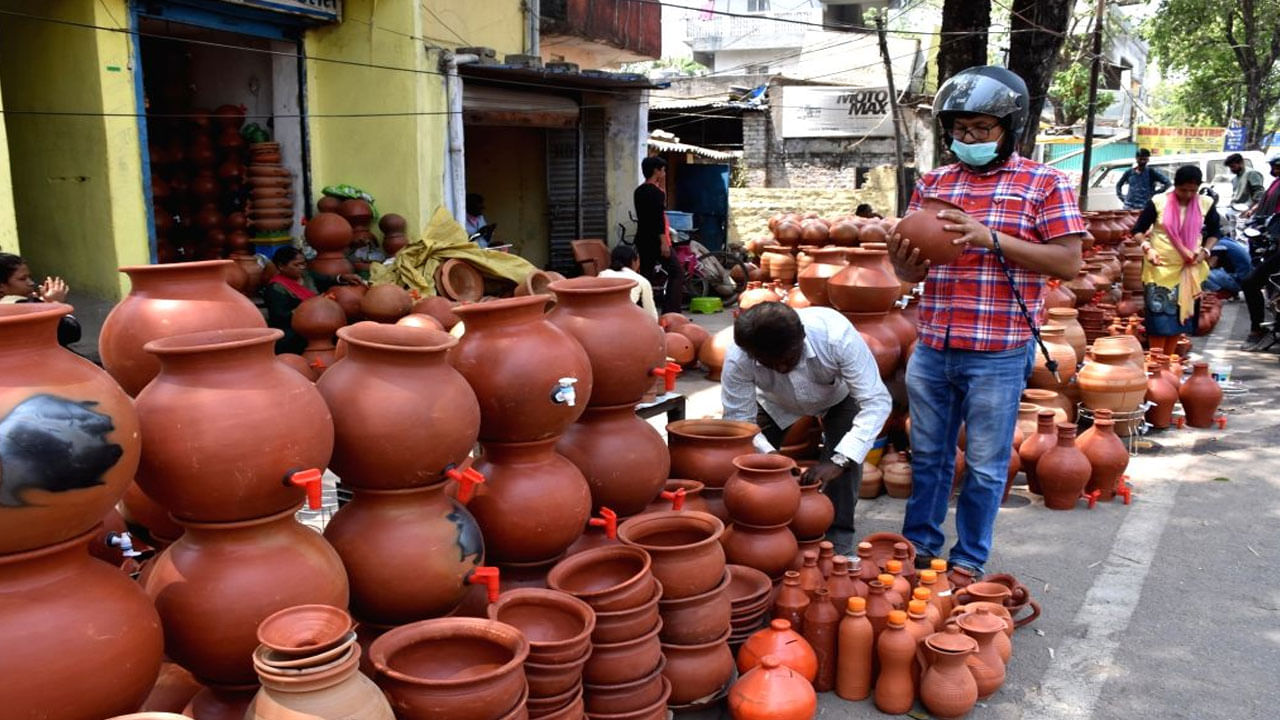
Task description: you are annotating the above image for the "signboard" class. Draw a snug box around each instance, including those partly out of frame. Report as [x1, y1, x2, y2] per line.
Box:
[1135, 125, 1226, 155]
[1223, 120, 1247, 151]
[218, 0, 341, 22]
[779, 86, 896, 139]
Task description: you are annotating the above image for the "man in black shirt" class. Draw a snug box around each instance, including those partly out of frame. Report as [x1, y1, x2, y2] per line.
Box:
[634, 156, 683, 312]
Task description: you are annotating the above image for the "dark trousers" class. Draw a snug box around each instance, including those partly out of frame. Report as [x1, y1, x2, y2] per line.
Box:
[756, 395, 862, 535]
[640, 246, 684, 313]
[1242, 250, 1280, 329]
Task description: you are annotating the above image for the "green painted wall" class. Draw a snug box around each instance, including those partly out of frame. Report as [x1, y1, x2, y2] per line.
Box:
[0, 0, 148, 300]
[465, 125, 549, 268]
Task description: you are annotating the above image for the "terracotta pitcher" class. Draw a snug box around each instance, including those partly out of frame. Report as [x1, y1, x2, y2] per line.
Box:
[956, 608, 1007, 699]
[1180, 362, 1223, 428]
[917, 625, 979, 719]
[667, 419, 760, 489]
[1036, 423, 1092, 510]
[558, 403, 671, 516]
[724, 454, 803, 527]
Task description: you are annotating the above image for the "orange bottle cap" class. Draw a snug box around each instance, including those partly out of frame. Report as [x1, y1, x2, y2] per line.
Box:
[887, 610, 907, 626]
[909, 599, 927, 614]
[846, 596, 866, 612]
[913, 587, 932, 601]
[931, 558, 948, 572]
[877, 573, 895, 586]
[886, 559, 903, 573]
[919, 569, 937, 583]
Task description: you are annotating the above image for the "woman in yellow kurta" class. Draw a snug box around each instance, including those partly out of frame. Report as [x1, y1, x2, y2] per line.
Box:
[1130, 165, 1220, 355]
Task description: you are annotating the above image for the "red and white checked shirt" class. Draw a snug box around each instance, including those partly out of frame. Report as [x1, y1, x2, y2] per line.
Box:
[909, 153, 1086, 352]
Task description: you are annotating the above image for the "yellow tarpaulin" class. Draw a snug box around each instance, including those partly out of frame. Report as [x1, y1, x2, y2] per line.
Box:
[369, 206, 536, 294]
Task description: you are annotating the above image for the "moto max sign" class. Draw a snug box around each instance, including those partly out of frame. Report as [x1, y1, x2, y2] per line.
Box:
[779, 86, 896, 138]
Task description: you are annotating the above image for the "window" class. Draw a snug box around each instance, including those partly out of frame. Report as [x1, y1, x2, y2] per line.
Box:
[745, 64, 770, 74]
[747, 0, 770, 12]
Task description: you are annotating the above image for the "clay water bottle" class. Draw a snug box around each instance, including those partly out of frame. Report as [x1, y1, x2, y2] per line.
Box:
[817, 541, 836, 579]
[912, 586, 943, 630]
[929, 559, 954, 615]
[884, 559, 912, 599]
[878, 573, 905, 609]
[825, 556, 860, 613]
[874, 610, 917, 714]
[855, 542, 880, 585]
[803, 587, 841, 692]
[836, 597, 873, 701]
[797, 550, 824, 597]
[892, 542, 917, 587]
[865, 576, 896, 641]
[774, 570, 811, 633]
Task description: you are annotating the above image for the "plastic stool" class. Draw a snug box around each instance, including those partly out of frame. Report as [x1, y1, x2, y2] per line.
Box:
[689, 297, 723, 314]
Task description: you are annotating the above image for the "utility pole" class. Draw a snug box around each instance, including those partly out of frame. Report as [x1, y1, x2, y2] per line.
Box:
[877, 12, 908, 217]
[1078, 0, 1107, 210]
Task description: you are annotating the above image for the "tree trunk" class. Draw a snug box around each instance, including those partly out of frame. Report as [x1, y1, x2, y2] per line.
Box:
[934, 0, 992, 163]
[1007, 0, 1074, 157]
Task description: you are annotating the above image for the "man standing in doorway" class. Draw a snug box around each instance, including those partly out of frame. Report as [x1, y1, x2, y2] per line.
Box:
[887, 66, 1085, 586]
[634, 156, 683, 312]
[1116, 149, 1171, 210]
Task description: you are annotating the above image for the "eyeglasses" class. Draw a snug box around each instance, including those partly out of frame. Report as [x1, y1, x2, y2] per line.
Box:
[949, 123, 1000, 142]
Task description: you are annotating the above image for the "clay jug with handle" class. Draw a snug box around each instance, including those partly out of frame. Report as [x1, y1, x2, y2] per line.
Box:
[956, 607, 1007, 699]
[918, 625, 979, 719]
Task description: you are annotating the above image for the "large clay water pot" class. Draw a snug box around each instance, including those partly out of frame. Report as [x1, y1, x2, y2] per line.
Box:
[548, 277, 666, 406]
[470, 439, 592, 564]
[1028, 325, 1077, 390]
[451, 296, 594, 443]
[1179, 362, 1223, 428]
[99, 260, 266, 396]
[894, 198, 965, 266]
[1017, 410, 1057, 495]
[722, 522, 799, 580]
[1046, 308, 1087, 365]
[317, 323, 480, 490]
[143, 504, 350, 687]
[1035, 424, 1091, 510]
[617, 510, 725, 600]
[1077, 347, 1147, 414]
[796, 258, 844, 308]
[0, 527, 164, 719]
[0, 304, 141, 554]
[134, 328, 334, 522]
[844, 310, 902, 378]
[557, 403, 671, 516]
[724, 454, 803, 527]
[324, 481, 485, 625]
[828, 249, 900, 313]
[667, 419, 761, 489]
[1076, 416, 1128, 501]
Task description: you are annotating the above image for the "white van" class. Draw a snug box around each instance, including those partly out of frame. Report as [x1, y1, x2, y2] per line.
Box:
[1084, 151, 1269, 211]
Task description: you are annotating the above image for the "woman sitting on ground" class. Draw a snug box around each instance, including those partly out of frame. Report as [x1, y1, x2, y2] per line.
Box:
[1, 252, 81, 346]
[599, 244, 658, 318]
[264, 246, 363, 354]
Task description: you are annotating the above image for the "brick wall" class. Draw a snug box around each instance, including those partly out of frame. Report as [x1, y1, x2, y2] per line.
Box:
[727, 165, 898, 246]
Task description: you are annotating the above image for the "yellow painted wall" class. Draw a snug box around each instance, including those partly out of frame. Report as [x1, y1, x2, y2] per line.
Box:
[465, 125, 549, 268]
[0, 0, 148, 300]
[0, 78, 18, 254]
[425, 1, 525, 57]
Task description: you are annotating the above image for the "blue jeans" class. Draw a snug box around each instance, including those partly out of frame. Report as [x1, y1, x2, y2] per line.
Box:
[1204, 237, 1251, 293]
[902, 341, 1034, 573]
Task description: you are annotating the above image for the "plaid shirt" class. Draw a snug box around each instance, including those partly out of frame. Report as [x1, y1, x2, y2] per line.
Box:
[910, 154, 1086, 352]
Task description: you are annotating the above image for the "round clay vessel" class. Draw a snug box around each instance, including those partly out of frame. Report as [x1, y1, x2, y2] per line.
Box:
[0, 527, 164, 720]
[469, 439, 592, 563]
[618, 510, 726, 599]
[657, 569, 731, 644]
[451, 296, 594, 442]
[370, 617, 529, 720]
[722, 522, 800, 579]
[1145, 363, 1178, 428]
[1018, 410, 1057, 494]
[547, 544, 654, 612]
[789, 479, 835, 539]
[954, 609, 1006, 699]
[583, 659, 667, 714]
[324, 482, 484, 625]
[698, 326, 734, 380]
[737, 619, 818, 682]
[661, 627, 735, 704]
[796, 260, 844, 307]
[523, 651, 591, 698]
[557, 403, 671, 515]
[729, 655, 818, 720]
[0, 304, 142, 554]
[584, 618, 665, 685]
[317, 322, 480, 489]
[143, 504, 350, 686]
[1036, 423, 1091, 510]
[548, 277, 666, 406]
[828, 248, 901, 313]
[256, 604, 354, 657]
[1077, 417, 1128, 500]
[666, 331, 696, 365]
[724, 454, 803, 526]
[590, 577, 662, 643]
[894, 198, 966, 266]
[1077, 347, 1148, 413]
[360, 284, 413, 323]
[134, 328, 334, 522]
[99, 260, 266, 395]
[1028, 325, 1078, 389]
[1180, 362, 1222, 428]
[486, 588, 595, 663]
[412, 296, 461, 330]
[247, 643, 394, 720]
[667, 419, 761, 489]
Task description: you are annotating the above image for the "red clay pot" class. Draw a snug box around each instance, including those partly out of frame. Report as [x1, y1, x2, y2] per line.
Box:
[557, 403, 671, 515]
[724, 454, 803, 527]
[790, 479, 836, 540]
[583, 659, 667, 714]
[1077, 417, 1128, 501]
[485, 588, 595, 664]
[728, 654, 818, 720]
[1036, 424, 1091, 510]
[828, 248, 901, 313]
[1078, 347, 1148, 413]
[584, 619, 665, 686]
[547, 545, 654, 612]
[360, 284, 413, 323]
[661, 628, 735, 704]
[412, 296, 461, 330]
[324, 284, 367, 322]
[590, 578, 662, 643]
[667, 419, 761, 489]
[617, 510, 726, 599]
[894, 198, 966, 266]
[642, 479, 712, 516]
[1179, 362, 1223, 428]
[722, 522, 799, 580]
[737, 619, 818, 682]
[657, 569, 732, 645]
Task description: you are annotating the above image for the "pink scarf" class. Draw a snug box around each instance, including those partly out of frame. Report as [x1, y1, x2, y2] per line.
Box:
[1161, 191, 1202, 263]
[268, 274, 317, 300]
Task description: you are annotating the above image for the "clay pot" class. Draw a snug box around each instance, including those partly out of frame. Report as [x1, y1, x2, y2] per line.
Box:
[584, 619, 665, 685]
[323, 284, 366, 322]
[1036, 423, 1091, 510]
[143, 504, 350, 686]
[0, 304, 141, 554]
[1180, 362, 1222, 428]
[524, 651, 589, 698]
[317, 323, 479, 490]
[1077, 347, 1148, 413]
[722, 522, 799, 579]
[882, 452, 913, 499]
[547, 277, 666, 406]
[894, 198, 965, 266]
[255, 604, 353, 660]
[1144, 363, 1178, 429]
[437, 259, 485, 302]
[729, 654, 818, 720]
[470, 439, 591, 564]
[1077, 417, 1128, 501]
[790, 479, 835, 540]
[1018, 410, 1057, 495]
[305, 213, 354, 272]
[796, 258, 844, 308]
[547, 545, 654, 612]
[557, 403, 671, 516]
[667, 419, 761, 489]
[137, 661, 202, 713]
[737, 619, 818, 682]
[369, 618, 529, 720]
[724, 454, 803, 526]
[662, 628, 735, 704]
[590, 578, 662, 643]
[698, 327, 734, 380]
[618, 511, 726, 599]
[666, 332, 696, 365]
[954, 609, 1006, 699]
[828, 248, 901, 313]
[918, 626, 979, 719]
[1028, 325, 1078, 390]
[486, 588, 595, 663]
[0, 528, 164, 719]
[360, 284, 413, 323]
[247, 643, 393, 720]
[583, 660, 667, 715]
[642, 479, 711, 516]
[452, 296, 594, 442]
[1021, 388, 1072, 425]
[1047, 308, 1087, 365]
[657, 569, 732, 645]
[100, 260, 266, 395]
[412, 296, 461, 330]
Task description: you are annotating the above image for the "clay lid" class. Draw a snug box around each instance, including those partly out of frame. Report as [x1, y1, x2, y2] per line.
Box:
[846, 597, 866, 612]
[927, 625, 978, 654]
[919, 570, 937, 583]
[769, 619, 792, 632]
[956, 607, 1006, 634]
[930, 559, 948, 572]
[887, 610, 907, 627]
[437, 259, 484, 302]
[257, 604, 354, 657]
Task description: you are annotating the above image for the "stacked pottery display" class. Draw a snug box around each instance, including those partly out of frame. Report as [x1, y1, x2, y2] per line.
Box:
[316, 323, 491, 636]
[450, 295, 595, 588]
[548, 546, 672, 718]
[727, 564, 775, 651]
[552, 277, 671, 522]
[135, 327, 349, 714]
[667, 419, 761, 522]
[487, 589, 595, 718]
[245, 142, 294, 234]
[0, 303, 165, 719]
[306, 212, 356, 278]
[620, 512, 735, 709]
[721, 454, 802, 582]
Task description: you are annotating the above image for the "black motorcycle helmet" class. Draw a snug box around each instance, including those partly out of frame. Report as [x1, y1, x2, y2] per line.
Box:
[934, 66, 1030, 164]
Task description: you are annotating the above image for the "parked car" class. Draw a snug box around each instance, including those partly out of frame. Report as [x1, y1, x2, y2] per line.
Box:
[1085, 150, 1269, 211]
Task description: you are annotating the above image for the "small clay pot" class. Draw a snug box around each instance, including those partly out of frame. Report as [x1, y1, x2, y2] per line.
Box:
[724, 454, 803, 527]
[524, 684, 583, 718]
[641, 479, 711, 515]
[486, 588, 595, 664]
[661, 627, 735, 705]
[722, 522, 800, 579]
[437, 259, 485, 302]
[591, 578, 662, 643]
[547, 545, 654, 612]
[256, 604, 354, 657]
[359, 284, 413, 323]
[582, 618, 664, 686]
[657, 570, 732, 645]
[582, 676, 671, 720]
[790, 479, 836, 539]
[895, 198, 966, 266]
[617, 511, 726, 599]
[582, 658, 667, 714]
[666, 419, 761, 489]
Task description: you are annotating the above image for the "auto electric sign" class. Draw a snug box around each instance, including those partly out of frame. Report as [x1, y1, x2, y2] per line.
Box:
[219, 0, 341, 22]
[779, 86, 896, 139]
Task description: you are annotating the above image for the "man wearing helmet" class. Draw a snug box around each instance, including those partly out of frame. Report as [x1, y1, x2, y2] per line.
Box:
[887, 66, 1086, 585]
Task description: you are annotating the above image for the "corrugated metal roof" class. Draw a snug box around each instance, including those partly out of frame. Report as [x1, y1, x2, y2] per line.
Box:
[646, 138, 738, 161]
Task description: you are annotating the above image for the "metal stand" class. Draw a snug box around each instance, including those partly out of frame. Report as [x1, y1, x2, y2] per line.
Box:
[1076, 404, 1150, 455]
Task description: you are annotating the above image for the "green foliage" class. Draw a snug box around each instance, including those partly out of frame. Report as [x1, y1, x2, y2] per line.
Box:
[1049, 61, 1116, 126]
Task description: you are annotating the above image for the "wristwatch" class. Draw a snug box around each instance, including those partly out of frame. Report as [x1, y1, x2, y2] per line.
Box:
[830, 453, 851, 469]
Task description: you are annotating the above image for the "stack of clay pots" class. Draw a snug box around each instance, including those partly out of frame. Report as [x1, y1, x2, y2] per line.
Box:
[552, 277, 671, 527]
[726, 564, 775, 652]
[306, 211, 357, 278]
[246, 142, 294, 235]
[667, 419, 760, 522]
[315, 322, 490, 650]
[547, 545, 671, 718]
[829, 248, 904, 380]
[0, 303, 165, 718]
[135, 325, 349, 716]
[721, 454, 802, 582]
[620, 511, 735, 708]
[487, 589, 596, 718]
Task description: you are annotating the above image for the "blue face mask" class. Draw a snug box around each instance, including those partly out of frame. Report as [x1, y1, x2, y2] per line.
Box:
[952, 140, 1000, 167]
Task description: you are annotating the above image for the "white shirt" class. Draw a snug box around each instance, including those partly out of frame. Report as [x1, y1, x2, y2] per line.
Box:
[721, 306, 891, 463]
[599, 267, 658, 319]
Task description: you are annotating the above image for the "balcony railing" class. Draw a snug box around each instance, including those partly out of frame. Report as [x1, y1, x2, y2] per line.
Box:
[541, 0, 662, 60]
[686, 10, 818, 52]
